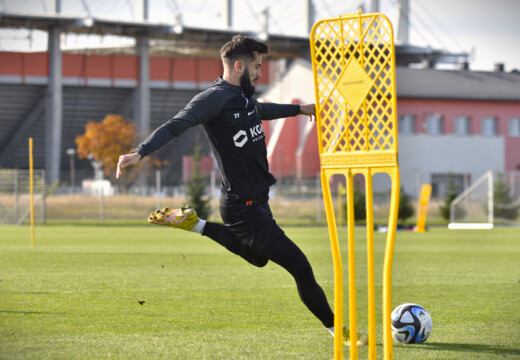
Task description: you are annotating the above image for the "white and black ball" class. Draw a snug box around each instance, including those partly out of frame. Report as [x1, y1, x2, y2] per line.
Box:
[391, 303, 432, 344]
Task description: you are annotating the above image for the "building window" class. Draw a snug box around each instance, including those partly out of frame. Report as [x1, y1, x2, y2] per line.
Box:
[482, 117, 497, 136]
[399, 115, 415, 134]
[430, 173, 464, 199]
[426, 113, 443, 134]
[509, 118, 520, 137]
[454, 116, 470, 135]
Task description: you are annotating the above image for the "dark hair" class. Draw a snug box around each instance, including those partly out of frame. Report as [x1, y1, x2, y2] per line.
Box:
[219, 35, 269, 63]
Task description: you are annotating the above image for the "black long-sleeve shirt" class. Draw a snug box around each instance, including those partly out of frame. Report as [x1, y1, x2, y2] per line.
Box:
[134, 77, 300, 199]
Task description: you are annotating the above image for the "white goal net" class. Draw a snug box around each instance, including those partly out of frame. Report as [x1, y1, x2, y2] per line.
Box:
[448, 171, 493, 230]
[0, 169, 46, 225]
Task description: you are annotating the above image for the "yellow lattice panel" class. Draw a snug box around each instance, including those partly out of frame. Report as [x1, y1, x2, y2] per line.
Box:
[311, 12, 398, 158]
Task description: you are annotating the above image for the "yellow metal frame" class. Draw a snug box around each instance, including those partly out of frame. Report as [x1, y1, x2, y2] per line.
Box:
[310, 11, 400, 360]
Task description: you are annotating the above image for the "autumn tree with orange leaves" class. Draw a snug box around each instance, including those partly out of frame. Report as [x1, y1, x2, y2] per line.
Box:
[75, 114, 137, 178]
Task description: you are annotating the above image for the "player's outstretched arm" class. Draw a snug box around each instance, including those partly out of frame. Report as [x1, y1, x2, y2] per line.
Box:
[116, 152, 141, 179]
[299, 104, 316, 121]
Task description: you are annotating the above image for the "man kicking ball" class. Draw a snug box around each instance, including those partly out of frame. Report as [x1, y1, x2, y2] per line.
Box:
[116, 34, 366, 346]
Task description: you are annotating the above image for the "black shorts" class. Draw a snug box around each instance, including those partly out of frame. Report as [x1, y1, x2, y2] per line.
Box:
[219, 189, 285, 253]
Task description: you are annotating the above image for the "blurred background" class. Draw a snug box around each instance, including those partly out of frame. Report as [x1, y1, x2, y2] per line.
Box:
[0, 0, 519, 225]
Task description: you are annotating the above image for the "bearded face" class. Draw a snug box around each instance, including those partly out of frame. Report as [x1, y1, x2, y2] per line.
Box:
[240, 67, 256, 98]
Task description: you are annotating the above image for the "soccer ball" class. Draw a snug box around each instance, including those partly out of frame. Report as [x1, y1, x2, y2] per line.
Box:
[391, 303, 432, 344]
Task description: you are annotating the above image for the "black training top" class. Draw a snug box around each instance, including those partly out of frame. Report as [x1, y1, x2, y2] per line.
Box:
[134, 77, 300, 199]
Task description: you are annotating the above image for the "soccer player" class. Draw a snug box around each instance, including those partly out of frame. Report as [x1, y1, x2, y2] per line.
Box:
[116, 35, 365, 345]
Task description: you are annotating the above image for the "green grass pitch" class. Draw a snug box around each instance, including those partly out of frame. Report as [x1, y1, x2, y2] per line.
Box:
[1, 225, 519, 359]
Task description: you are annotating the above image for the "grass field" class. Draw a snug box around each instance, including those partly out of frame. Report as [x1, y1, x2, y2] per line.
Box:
[1, 225, 519, 359]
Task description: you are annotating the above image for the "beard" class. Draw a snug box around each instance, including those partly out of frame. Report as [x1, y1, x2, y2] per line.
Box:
[240, 68, 256, 98]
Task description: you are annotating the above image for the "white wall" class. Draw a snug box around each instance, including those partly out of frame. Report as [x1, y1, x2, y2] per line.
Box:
[260, 59, 315, 104]
[398, 134, 505, 197]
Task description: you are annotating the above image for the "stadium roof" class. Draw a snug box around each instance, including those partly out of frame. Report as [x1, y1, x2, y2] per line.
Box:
[0, 11, 310, 59]
[396, 66, 520, 102]
[0, 11, 469, 65]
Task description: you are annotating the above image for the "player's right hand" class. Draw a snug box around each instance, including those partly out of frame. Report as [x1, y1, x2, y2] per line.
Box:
[116, 152, 141, 179]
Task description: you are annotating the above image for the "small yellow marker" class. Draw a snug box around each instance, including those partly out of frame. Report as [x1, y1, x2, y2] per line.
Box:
[29, 137, 35, 248]
[416, 184, 432, 233]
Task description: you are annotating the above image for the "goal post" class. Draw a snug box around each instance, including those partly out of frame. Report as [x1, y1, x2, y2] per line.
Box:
[448, 171, 493, 230]
[310, 11, 400, 360]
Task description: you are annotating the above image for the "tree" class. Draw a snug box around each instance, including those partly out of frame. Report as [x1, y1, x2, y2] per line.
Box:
[494, 173, 519, 221]
[353, 185, 366, 222]
[186, 145, 211, 219]
[398, 188, 415, 226]
[75, 114, 137, 178]
[342, 179, 366, 223]
[439, 174, 458, 221]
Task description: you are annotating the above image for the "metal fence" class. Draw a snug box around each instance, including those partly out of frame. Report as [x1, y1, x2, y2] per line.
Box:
[0, 169, 46, 225]
[1, 169, 518, 226]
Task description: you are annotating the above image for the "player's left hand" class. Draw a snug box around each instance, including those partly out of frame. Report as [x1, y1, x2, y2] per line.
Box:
[116, 152, 141, 179]
[299, 104, 316, 122]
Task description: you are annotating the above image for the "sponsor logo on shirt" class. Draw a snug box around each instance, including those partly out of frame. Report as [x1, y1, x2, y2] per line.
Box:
[233, 124, 265, 147]
[233, 130, 248, 148]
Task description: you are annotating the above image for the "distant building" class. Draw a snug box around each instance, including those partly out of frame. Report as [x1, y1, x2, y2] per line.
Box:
[262, 59, 520, 198]
[1, 51, 519, 198]
[0, 51, 271, 186]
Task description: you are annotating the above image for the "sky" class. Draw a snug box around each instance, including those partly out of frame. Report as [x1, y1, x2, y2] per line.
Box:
[1, 0, 519, 72]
